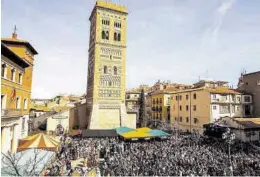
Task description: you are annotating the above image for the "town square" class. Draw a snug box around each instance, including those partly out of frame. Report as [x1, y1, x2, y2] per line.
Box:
[1, 0, 260, 176]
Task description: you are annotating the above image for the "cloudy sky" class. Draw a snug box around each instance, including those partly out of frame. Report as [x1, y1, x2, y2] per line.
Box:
[2, 0, 260, 98]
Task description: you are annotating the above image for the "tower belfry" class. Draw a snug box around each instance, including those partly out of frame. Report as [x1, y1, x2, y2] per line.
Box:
[86, 1, 133, 129]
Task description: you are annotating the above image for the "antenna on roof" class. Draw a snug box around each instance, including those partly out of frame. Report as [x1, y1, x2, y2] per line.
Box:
[12, 25, 18, 39]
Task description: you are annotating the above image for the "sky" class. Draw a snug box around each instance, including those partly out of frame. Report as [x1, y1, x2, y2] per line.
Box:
[2, 0, 260, 99]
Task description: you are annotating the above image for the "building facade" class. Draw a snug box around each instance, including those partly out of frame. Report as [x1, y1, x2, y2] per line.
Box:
[170, 85, 253, 134]
[86, 1, 135, 129]
[1, 31, 38, 153]
[237, 71, 260, 116]
[151, 93, 172, 122]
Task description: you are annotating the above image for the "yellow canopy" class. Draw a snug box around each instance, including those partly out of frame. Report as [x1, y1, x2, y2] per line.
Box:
[122, 130, 151, 139]
[136, 127, 152, 132]
[17, 133, 60, 152]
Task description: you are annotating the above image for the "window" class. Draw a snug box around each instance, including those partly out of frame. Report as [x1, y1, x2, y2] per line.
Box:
[244, 96, 251, 102]
[186, 94, 189, 100]
[193, 105, 197, 111]
[18, 73, 22, 84]
[114, 22, 121, 28]
[213, 94, 216, 99]
[245, 82, 248, 85]
[15, 97, 20, 109]
[114, 66, 117, 75]
[180, 105, 182, 111]
[194, 118, 199, 124]
[114, 32, 117, 41]
[22, 118, 25, 130]
[237, 97, 241, 102]
[160, 114, 162, 119]
[114, 32, 121, 41]
[176, 95, 178, 100]
[237, 106, 240, 111]
[102, 30, 106, 39]
[193, 93, 197, 99]
[104, 66, 108, 74]
[213, 105, 217, 110]
[159, 106, 162, 112]
[118, 33, 121, 41]
[102, 30, 109, 40]
[102, 19, 110, 25]
[156, 98, 159, 104]
[23, 99, 28, 109]
[1, 95, 6, 109]
[186, 105, 189, 111]
[186, 117, 189, 123]
[257, 80, 260, 86]
[160, 98, 162, 103]
[109, 82, 112, 86]
[175, 117, 177, 121]
[180, 116, 182, 122]
[11, 68, 15, 81]
[1, 64, 6, 78]
[179, 95, 182, 100]
[220, 105, 230, 114]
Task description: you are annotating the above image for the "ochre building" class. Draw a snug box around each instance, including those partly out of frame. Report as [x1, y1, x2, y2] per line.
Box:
[1, 31, 38, 153]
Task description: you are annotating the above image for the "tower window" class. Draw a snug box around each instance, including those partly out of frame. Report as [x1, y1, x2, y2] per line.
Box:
[118, 33, 121, 41]
[102, 30, 109, 40]
[102, 31, 106, 39]
[102, 19, 110, 25]
[114, 66, 117, 75]
[114, 32, 117, 41]
[104, 66, 108, 74]
[114, 32, 121, 41]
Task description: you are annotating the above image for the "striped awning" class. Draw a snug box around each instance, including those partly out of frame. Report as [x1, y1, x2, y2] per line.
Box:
[17, 133, 60, 152]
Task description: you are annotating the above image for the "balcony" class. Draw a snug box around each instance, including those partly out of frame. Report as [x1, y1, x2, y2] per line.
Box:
[1, 109, 22, 118]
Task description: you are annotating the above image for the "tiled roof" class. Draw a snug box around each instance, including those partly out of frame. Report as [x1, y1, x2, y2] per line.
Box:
[205, 87, 241, 94]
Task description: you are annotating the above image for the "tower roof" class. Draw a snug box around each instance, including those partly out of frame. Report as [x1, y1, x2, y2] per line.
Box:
[95, 0, 127, 14]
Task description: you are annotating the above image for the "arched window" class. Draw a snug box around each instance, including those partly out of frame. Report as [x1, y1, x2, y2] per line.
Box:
[102, 31, 106, 39]
[118, 33, 121, 41]
[114, 32, 117, 41]
[105, 31, 109, 40]
[1, 64, 6, 78]
[114, 66, 117, 75]
[104, 66, 107, 74]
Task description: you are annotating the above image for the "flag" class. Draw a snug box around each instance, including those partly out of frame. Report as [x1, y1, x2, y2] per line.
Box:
[11, 88, 16, 101]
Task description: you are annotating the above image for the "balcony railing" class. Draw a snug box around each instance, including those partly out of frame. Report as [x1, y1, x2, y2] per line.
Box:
[1, 109, 22, 117]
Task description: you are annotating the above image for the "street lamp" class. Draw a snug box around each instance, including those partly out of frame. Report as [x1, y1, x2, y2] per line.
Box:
[222, 128, 235, 176]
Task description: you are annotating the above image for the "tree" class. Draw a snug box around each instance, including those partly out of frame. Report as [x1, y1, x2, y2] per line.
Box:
[1, 149, 51, 176]
[138, 89, 146, 127]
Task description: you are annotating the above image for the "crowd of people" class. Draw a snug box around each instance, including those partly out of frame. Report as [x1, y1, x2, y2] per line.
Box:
[44, 131, 260, 176]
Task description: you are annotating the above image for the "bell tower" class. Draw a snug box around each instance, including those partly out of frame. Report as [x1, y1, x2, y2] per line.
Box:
[86, 1, 131, 129]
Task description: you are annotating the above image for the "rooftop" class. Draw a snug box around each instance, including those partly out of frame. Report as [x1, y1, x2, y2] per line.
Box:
[1, 36, 38, 55]
[1, 42, 30, 68]
[95, 0, 127, 13]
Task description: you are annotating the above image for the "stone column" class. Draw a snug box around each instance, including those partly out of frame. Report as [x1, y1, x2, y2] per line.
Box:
[11, 124, 19, 153]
